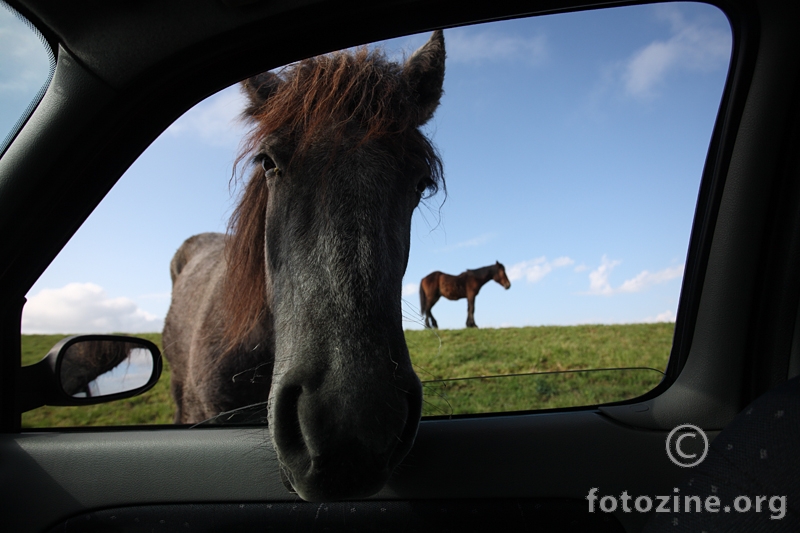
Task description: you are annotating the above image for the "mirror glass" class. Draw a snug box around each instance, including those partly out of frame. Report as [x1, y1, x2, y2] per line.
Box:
[60, 340, 155, 398]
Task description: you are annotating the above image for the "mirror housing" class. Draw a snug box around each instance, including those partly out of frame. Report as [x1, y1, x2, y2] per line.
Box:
[18, 335, 162, 413]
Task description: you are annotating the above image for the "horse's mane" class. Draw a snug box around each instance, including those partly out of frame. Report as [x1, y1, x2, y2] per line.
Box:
[465, 264, 500, 277]
[222, 46, 444, 347]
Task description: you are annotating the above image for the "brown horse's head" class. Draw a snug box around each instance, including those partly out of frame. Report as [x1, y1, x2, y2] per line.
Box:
[225, 32, 445, 501]
[495, 261, 511, 289]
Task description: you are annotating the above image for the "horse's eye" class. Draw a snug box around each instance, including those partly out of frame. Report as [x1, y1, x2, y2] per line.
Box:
[260, 155, 277, 175]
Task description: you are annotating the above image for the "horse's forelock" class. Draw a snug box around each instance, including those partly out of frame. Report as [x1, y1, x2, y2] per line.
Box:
[238, 47, 441, 165]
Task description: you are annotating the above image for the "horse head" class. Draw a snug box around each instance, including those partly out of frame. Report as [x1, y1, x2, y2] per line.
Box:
[229, 31, 445, 501]
[495, 261, 511, 289]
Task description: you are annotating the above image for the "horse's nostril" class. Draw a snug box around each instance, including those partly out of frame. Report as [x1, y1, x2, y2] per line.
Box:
[271, 382, 310, 464]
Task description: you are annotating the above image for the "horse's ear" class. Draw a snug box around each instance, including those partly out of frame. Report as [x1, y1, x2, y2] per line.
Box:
[404, 30, 445, 126]
[241, 71, 281, 117]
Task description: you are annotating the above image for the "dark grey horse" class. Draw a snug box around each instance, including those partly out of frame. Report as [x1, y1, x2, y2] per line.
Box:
[163, 31, 445, 502]
[60, 340, 137, 397]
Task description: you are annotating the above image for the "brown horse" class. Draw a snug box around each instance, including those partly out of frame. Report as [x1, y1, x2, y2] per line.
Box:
[163, 32, 445, 501]
[419, 261, 511, 328]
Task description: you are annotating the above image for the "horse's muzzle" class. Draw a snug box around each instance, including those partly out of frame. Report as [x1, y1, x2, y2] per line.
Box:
[270, 364, 423, 501]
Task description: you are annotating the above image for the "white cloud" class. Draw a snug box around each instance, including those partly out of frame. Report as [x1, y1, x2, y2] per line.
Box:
[22, 283, 163, 334]
[165, 85, 249, 148]
[587, 255, 622, 295]
[440, 233, 494, 252]
[642, 310, 677, 323]
[507, 256, 574, 283]
[624, 41, 678, 96]
[616, 264, 684, 293]
[402, 283, 419, 297]
[445, 27, 548, 65]
[622, 6, 731, 98]
[585, 256, 684, 295]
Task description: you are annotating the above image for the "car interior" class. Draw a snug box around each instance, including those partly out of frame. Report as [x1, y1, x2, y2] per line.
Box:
[1, 0, 799, 531]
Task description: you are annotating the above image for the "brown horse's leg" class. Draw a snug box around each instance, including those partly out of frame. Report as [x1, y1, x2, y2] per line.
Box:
[466, 294, 477, 328]
[420, 274, 441, 328]
[426, 308, 439, 329]
[425, 292, 441, 328]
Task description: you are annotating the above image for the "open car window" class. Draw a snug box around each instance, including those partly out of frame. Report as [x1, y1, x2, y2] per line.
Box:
[20, 1, 732, 427]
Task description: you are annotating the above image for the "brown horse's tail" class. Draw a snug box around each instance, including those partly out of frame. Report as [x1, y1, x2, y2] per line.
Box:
[419, 280, 427, 317]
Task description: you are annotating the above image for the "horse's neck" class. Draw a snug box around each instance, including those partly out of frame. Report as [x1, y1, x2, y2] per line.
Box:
[469, 265, 497, 285]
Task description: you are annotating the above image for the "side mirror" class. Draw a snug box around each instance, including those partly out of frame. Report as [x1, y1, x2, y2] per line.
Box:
[18, 335, 162, 413]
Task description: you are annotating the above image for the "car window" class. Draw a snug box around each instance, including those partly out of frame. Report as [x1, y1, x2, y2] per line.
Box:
[20, 1, 732, 427]
[0, 1, 55, 155]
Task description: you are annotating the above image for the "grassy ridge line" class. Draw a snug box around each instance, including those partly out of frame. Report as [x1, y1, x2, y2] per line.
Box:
[406, 323, 672, 415]
[21, 323, 673, 427]
[406, 323, 672, 379]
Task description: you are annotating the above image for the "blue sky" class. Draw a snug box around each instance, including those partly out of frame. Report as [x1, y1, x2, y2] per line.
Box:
[8, 2, 732, 333]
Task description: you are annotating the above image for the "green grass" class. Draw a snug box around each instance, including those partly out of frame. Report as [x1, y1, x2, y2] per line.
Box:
[21, 323, 673, 427]
[405, 323, 672, 415]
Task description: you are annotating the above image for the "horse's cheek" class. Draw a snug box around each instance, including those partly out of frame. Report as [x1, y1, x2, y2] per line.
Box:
[264, 207, 287, 277]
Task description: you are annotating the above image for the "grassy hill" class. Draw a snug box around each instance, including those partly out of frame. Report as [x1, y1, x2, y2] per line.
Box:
[21, 323, 673, 427]
[407, 323, 671, 415]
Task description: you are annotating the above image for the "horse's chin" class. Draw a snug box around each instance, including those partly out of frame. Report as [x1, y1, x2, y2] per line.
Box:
[281, 463, 391, 502]
[275, 432, 405, 501]
[272, 415, 421, 501]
